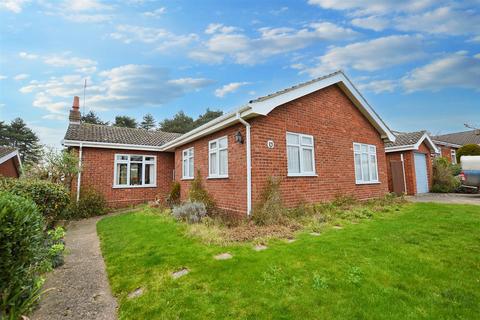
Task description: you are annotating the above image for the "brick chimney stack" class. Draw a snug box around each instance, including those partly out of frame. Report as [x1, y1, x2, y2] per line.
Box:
[69, 96, 81, 124]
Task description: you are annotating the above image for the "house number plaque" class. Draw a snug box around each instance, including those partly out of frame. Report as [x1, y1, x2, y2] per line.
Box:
[267, 140, 275, 149]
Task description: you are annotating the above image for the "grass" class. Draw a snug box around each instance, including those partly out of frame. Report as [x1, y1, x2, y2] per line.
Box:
[97, 203, 480, 319]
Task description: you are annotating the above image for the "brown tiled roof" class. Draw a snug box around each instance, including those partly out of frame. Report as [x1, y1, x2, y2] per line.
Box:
[0, 146, 17, 159]
[433, 130, 480, 146]
[64, 123, 181, 147]
[385, 131, 426, 148]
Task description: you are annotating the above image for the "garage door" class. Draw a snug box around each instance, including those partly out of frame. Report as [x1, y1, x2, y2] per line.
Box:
[414, 153, 429, 194]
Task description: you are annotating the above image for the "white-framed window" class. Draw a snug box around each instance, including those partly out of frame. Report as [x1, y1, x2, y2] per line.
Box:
[209, 136, 228, 178]
[353, 143, 379, 184]
[114, 154, 156, 188]
[451, 149, 457, 164]
[182, 147, 194, 179]
[286, 132, 316, 176]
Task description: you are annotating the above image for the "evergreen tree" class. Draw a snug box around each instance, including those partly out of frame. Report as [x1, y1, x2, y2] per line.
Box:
[4, 118, 43, 163]
[140, 113, 156, 130]
[158, 111, 194, 133]
[81, 111, 109, 125]
[194, 108, 223, 127]
[114, 116, 137, 128]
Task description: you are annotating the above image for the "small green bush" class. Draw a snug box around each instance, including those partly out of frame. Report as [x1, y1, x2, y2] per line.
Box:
[252, 177, 289, 226]
[432, 157, 461, 193]
[166, 181, 181, 207]
[66, 188, 107, 219]
[456, 144, 480, 163]
[188, 171, 216, 213]
[0, 192, 50, 319]
[172, 201, 207, 223]
[0, 178, 70, 225]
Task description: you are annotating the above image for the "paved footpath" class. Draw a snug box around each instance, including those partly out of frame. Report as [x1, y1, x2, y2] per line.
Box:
[32, 216, 117, 320]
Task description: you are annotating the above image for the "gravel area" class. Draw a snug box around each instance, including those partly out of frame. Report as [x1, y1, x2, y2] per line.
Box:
[409, 193, 480, 205]
[32, 216, 117, 320]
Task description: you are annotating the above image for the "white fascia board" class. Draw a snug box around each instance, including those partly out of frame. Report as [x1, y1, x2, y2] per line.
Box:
[63, 140, 164, 152]
[385, 145, 416, 153]
[249, 71, 396, 143]
[0, 150, 19, 165]
[414, 133, 440, 154]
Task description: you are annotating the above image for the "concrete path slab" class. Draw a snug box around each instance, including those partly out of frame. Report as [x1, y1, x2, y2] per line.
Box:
[32, 216, 117, 320]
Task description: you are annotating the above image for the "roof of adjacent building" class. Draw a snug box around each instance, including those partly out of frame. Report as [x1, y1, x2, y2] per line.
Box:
[433, 130, 480, 146]
[64, 123, 181, 147]
[385, 130, 439, 153]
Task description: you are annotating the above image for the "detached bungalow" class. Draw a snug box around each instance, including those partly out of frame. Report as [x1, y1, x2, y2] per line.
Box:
[0, 147, 22, 178]
[63, 71, 396, 215]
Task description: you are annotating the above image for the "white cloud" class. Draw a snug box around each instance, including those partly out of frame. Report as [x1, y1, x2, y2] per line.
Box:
[14, 73, 30, 81]
[351, 15, 389, 31]
[299, 35, 425, 76]
[109, 25, 198, 51]
[19, 51, 38, 59]
[402, 52, 480, 92]
[0, 0, 29, 13]
[357, 79, 398, 93]
[395, 6, 480, 36]
[215, 82, 250, 97]
[43, 54, 97, 73]
[192, 22, 358, 65]
[143, 7, 166, 17]
[307, 0, 434, 15]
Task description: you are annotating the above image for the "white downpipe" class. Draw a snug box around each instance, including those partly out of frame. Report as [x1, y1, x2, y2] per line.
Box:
[76, 143, 83, 202]
[400, 153, 407, 194]
[236, 113, 252, 216]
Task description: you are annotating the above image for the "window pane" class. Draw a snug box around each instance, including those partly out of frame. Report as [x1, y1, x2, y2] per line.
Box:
[301, 136, 313, 146]
[130, 163, 142, 185]
[354, 153, 362, 181]
[287, 133, 299, 145]
[116, 163, 127, 185]
[219, 149, 228, 175]
[287, 146, 300, 173]
[130, 155, 142, 162]
[361, 153, 370, 182]
[302, 148, 313, 172]
[145, 163, 155, 184]
[219, 137, 227, 148]
[189, 158, 194, 177]
[370, 155, 377, 181]
[210, 152, 217, 175]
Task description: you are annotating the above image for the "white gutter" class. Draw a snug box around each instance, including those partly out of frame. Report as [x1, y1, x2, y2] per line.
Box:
[76, 143, 83, 202]
[400, 153, 407, 194]
[236, 113, 252, 216]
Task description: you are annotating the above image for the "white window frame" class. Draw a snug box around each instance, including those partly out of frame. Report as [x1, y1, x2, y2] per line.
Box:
[182, 147, 194, 180]
[113, 154, 157, 188]
[208, 136, 228, 179]
[286, 132, 316, 177]
[450, 149, 457, 164]
[353, 143, 379, 184]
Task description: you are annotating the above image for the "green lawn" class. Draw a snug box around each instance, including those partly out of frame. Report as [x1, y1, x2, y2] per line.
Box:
[97, 203, 480, 319]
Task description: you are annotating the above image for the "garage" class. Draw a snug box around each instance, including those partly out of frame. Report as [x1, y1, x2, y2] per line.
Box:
[414, 152, 429, 194]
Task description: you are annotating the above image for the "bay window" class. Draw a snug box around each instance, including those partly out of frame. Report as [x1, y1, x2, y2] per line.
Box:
[286, 132, 316, 176]
[353, 143, 379, 184]
[114, 154, 156, 187]
[209, 136, 228, 178]
[182, 147, 194, 179]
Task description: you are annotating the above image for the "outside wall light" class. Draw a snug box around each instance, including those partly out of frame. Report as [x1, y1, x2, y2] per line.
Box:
[234, 131, 244, 144]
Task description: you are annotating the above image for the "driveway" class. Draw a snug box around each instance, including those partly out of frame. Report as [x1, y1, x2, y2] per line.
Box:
[32, 216, 117, 320]
[409, 193, 480, 205]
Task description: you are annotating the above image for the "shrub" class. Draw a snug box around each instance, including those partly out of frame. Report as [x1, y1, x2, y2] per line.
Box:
[172, 201, 207, 223]
[252, 177, 289, 226]
[166, 181, 181, 207]
[457, 144, 480, 163]
[0, 192, 50, 319]
[66, 188, 107, 219]
[188, 171, 216, 213]
[432, 157, 460, 193]
[0, 178, 70, 226]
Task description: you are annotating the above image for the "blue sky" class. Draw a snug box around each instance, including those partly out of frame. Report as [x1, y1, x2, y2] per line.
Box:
[0, 0, 479, 147]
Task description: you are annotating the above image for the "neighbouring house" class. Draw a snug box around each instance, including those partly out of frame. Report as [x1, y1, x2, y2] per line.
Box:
[0, 146, 22, 178]
[63, 71, 396, 215]
[432, 129, 480, 164]
[385, 131, 439, 195]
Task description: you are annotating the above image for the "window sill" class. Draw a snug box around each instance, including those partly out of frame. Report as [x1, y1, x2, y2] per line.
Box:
[355, 181, 380, 185]
[112, 184, 157, 189]
[287, 173, 318, 177]
[207, 176, 229, 179]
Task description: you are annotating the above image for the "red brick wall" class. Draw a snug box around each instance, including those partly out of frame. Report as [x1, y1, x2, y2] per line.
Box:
[249, 84, 389, 208]
[174, 124, 248, 215]
[71, 147, 174, 208]
[385, 141, 433, 195]
[0, 158, 20, 178]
